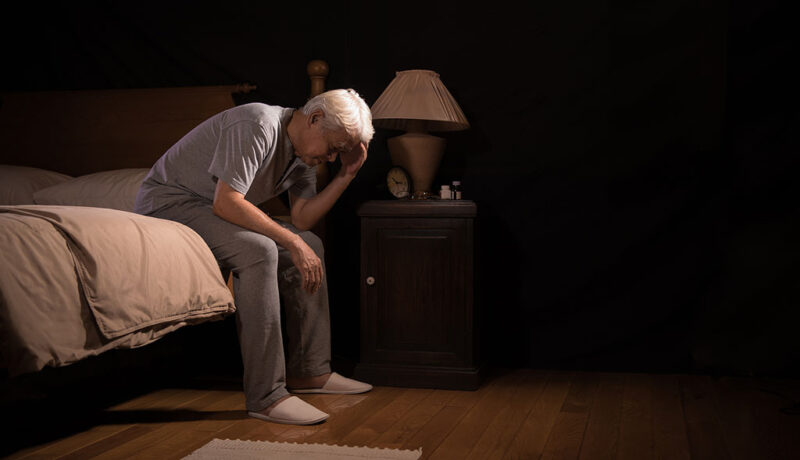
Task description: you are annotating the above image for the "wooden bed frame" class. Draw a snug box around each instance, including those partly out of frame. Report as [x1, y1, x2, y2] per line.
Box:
[0, 59, 331, 218]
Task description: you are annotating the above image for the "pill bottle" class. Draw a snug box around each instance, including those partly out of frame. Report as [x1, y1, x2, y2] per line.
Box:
[440, 185, 451, 200]
[451, 181, 462, 199]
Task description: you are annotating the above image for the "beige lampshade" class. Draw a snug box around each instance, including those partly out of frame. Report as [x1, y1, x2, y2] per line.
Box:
[371, 70, 469, 132]
[371, 70, 468, 197]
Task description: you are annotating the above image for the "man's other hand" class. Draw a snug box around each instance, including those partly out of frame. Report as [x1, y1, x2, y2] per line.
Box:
[289, 235, 323, 294]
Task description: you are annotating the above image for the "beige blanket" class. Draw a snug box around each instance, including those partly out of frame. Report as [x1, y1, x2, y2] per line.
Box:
[0, 205, 235, 375]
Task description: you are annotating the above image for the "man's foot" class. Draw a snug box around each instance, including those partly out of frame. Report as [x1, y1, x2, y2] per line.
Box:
[288, 372, 373, 395]
[248, 396, 328, 425]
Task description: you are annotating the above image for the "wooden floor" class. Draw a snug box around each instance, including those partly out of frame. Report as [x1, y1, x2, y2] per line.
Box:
[3, 368, 800, 459]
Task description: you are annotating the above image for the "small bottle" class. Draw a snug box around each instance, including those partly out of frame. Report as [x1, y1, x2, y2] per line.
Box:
[452, 181, 462, 200]
[440, 185, 451, 200]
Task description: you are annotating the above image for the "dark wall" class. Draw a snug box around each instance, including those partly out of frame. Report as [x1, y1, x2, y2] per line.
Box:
[2, 0, 796, 376]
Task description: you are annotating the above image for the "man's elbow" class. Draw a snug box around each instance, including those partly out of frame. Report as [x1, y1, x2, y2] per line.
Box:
[292, 218, 313, 232]
[212, 200, 227, 219]
[290, 211, 314, 231]
[290, 206, 314, 232]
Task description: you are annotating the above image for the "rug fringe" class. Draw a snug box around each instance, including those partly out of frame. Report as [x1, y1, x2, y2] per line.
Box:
[185, 438, 422, 460]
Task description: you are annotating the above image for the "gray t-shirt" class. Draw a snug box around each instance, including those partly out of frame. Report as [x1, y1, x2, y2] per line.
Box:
[134, 103, 316, 214]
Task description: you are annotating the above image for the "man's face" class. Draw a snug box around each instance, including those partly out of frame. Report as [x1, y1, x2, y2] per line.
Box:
[294, 112, 354, 167]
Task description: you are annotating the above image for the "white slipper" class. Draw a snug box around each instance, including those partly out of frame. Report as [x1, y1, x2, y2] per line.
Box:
[290, 372, 373, 395]
[248, 396, 329, 425]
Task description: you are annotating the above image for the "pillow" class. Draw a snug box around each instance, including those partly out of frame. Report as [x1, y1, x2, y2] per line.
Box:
[33, 168, 150, 212]
[0, 165, 73, 205]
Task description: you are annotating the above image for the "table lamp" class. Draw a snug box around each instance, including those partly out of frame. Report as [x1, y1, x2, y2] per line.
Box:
[371, 70, 469, 199]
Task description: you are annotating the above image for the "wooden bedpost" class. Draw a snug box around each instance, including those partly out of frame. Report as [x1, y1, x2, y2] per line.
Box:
[307, 60, 329, 98]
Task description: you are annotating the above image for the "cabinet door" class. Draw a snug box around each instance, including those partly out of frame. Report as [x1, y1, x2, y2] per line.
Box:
[361, 217, 473, 368]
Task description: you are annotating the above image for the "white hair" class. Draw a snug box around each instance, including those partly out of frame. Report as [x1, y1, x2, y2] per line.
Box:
[301, 88, 375, 145]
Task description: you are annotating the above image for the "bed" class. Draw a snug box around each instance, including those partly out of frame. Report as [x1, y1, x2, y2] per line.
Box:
[0, 60, 331, 376]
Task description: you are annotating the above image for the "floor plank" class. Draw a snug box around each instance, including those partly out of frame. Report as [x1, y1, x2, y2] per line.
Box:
[372, 388, 461, 450]
[651, 374, 691, 460]
[540, 371, 599, 460]
[342, 388, 434, 447]
[498, 371, 574, 459]
[56, 425, 155, 460]
[578, 373, 625, 460]
[680, 374, 732, 460]
[401, 386, 486, 459]
[427, 370, 528, 460]
[617, 373, 654, 460]
[457, 370, 548, 460]
[710, 376, 762, 460]
[404, 404, 468, 459]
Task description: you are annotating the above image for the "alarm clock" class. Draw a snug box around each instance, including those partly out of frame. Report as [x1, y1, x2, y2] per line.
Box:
[386, 166, 411, 199]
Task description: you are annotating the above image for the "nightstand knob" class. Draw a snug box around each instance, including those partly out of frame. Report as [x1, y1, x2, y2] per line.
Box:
[366, 276, 376, 286]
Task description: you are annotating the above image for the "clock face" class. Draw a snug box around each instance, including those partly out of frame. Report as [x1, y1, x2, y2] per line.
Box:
[387, 166, 410, 198]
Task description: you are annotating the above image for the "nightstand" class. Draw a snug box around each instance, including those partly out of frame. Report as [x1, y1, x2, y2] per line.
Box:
[354, 200, 482, 390]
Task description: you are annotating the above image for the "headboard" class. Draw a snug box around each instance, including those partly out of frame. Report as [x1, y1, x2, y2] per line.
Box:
[0, 60, 329, 178]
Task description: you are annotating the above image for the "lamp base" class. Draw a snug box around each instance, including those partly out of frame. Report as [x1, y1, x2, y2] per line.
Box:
[387, 132, 445, 196]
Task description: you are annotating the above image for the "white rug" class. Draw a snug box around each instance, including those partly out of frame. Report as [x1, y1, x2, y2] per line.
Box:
[184, 439, 422, 460]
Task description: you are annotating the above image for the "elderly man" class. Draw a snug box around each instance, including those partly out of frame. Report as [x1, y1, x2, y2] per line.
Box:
[134, 89, 375, 425]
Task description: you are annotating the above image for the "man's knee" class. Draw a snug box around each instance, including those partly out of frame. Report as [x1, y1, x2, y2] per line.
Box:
[234, 233, 279, 271]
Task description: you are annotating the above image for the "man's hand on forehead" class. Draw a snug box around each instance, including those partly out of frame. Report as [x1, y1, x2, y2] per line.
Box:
[338, 140, 368, 177]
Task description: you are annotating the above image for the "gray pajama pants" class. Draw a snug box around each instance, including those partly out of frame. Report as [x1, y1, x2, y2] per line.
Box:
[140, 196, 331, 412]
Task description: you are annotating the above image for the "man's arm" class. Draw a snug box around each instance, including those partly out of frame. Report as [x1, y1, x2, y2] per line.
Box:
[212, 180, 323, 294]
[290, 142, 368, 231]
